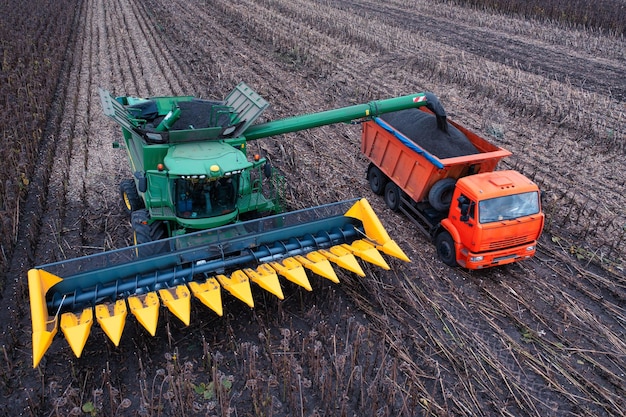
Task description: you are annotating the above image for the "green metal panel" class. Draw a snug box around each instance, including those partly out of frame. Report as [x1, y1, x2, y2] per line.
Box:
[163, 141, 252, 176]
[224, 82, 270, 137]
[146, 171, 170, 211]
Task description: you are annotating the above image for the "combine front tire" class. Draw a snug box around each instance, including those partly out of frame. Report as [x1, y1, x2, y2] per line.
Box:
[435, 231, 457, 267]
[131, 209, 167, 256]
[120, 179, 143, 213]
[367, 163, 387, 195]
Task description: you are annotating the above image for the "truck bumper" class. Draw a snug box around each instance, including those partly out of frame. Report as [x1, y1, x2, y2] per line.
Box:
[457, 241, 537, 269]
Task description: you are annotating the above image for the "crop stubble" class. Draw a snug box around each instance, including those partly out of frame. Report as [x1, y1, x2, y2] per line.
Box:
[1, 0, 624, 416]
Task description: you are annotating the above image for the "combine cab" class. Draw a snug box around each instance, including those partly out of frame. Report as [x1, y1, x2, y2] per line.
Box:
[28, 83, 443, 367]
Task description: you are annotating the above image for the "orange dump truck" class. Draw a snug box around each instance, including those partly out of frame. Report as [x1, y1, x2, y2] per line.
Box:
[362, 101, 544, 269]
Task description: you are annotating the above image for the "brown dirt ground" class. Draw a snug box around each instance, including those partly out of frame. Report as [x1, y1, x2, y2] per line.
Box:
[1, 0, 625, 416]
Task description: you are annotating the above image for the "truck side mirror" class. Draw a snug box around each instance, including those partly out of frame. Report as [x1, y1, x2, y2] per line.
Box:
[460, 203, 470, 222]
[457, 196, 473, 222]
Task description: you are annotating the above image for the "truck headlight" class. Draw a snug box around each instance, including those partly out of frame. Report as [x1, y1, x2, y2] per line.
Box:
[470, 255, 484, 262]
[526, 245, 535, 251]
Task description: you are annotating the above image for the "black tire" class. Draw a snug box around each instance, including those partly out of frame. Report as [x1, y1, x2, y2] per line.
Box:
[428, 178, 456, 212]
[384, 182, 401, 211]
[435, 231, 457, 267]
[367, 163, 387, 195]
[131, 209, 167, 257]
[120, 179, 144, 213]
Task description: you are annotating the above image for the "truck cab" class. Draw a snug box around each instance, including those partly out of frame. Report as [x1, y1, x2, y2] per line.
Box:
[438, 170, 544, 269]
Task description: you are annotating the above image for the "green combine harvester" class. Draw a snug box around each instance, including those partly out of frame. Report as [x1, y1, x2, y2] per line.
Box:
[28, 83, 442, 367]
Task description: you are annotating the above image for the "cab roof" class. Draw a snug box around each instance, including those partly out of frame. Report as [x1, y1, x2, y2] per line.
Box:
[456, 170, 539, 200]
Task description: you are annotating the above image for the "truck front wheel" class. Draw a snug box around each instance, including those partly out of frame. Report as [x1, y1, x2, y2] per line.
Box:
[368, 163, 387, 195]
[384, 182, 401, 211]
[435, 231, 457, 267]
[120, 179, 143, 213]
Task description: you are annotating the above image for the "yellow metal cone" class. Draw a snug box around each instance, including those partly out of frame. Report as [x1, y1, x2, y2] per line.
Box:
[28, 269, 63, 368]
[344, 198, 410, 262]
[128, 293, 160, 336]
[244, 264, 284, 300]
[379, 240, 411, 263]
[344, 240, 390, 270]
[217, 271, 254, 307]
[159, 285, 191, 326]
[32, 323, 57, 369]
[189, 278, 223, 316]
[345, 198, 391, 244]
[320, 246, 366, 277]
[95, 300, 127, 346]
[60, 307, 93, 358]
[269, 258, 312, 291]
[295, 252, 339, 283]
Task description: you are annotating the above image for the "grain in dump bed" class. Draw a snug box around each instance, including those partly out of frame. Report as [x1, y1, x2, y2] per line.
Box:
[380, 109, 479, 158]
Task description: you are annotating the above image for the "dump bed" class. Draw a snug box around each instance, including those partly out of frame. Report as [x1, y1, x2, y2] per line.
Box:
[361, 108, 511, 204]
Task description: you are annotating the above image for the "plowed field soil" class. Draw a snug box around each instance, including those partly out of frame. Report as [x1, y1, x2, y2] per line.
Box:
[1, 0, 625, 416]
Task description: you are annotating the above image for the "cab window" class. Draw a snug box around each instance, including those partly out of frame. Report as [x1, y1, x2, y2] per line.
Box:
[479, 191, 540, 223]
[175, 176, 238, 218]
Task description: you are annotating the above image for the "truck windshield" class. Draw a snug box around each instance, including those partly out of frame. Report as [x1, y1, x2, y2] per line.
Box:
[479, 191, 540, 224]
[175, 176, 238, 218]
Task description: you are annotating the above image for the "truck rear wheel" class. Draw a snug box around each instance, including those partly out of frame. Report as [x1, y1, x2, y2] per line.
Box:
[429, 178, 456, 212]
[131, 209, 167, 256]
[384, 182, 401, 211]
[368, 163, 387, 195]
[120, 179, 143, 213]
[435, 231, 457, 267]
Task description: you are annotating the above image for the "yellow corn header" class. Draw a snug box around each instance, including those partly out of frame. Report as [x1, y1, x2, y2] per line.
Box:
[29, 198, 409, 367]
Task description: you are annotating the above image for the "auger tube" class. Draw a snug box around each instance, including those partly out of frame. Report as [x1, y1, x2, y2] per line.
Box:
[242, 93, 435, 140]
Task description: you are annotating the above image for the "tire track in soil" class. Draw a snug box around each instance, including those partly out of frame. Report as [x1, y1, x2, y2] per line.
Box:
[340, 0, 626, 100]
[32, 0, 91, 266]
[0, 0, 86, 409]
[108, 0, 149, 94]
[124, 0, 190, 94]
